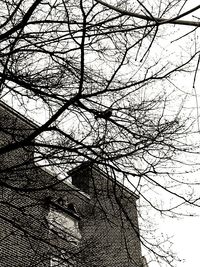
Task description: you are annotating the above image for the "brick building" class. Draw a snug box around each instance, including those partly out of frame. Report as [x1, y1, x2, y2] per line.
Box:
[0, 100, 146, 267]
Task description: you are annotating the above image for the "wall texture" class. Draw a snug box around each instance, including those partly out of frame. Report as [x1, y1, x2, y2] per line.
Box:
[0, 101, 144, 267]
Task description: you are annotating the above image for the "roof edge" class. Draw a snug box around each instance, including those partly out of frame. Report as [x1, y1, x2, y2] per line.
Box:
[0, 100, 38, 129]
[69, 162, 139, 200]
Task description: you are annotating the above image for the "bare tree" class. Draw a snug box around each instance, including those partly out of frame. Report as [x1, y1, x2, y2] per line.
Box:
[0, 0, 200, 266]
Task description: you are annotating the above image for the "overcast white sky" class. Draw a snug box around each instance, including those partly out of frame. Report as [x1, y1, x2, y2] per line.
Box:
[146, 1, 200, 267]
[167, 216, 200, 267]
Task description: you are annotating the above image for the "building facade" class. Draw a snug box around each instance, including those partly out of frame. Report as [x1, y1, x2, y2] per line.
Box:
[0, 101, 145, 267]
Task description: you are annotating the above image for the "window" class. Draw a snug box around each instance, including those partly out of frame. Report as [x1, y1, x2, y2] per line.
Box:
[47, 199, 81, 245]
[50, 256, 74, 267]
[50, 257, 68, 267]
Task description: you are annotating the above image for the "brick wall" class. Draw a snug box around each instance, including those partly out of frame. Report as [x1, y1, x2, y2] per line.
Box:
[0, 101, 144, 267]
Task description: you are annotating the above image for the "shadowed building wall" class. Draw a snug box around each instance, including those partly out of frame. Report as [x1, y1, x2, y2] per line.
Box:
[0, 101, 145, 267]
